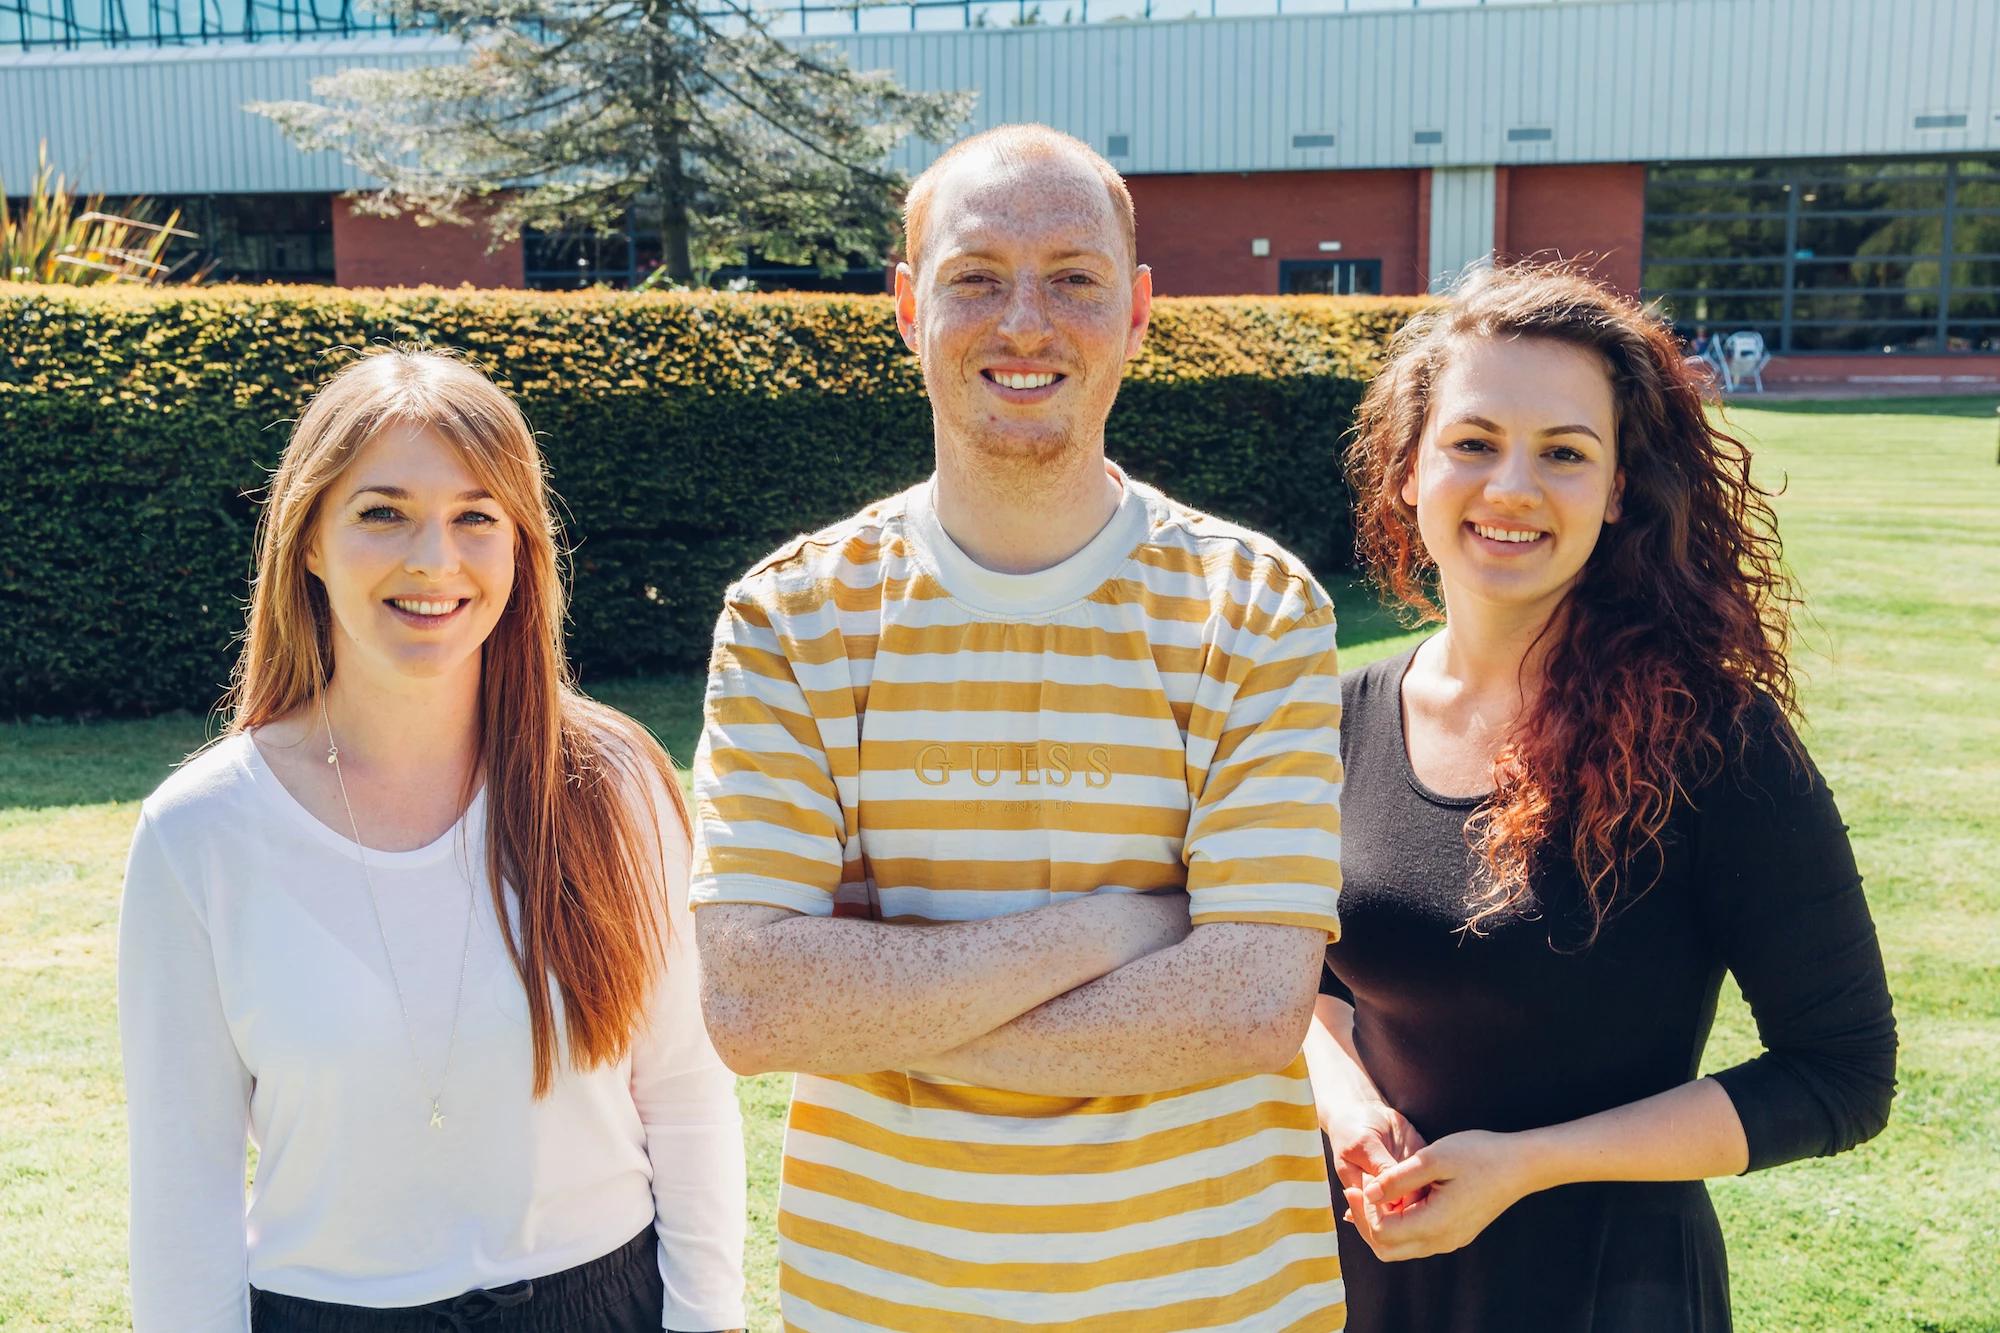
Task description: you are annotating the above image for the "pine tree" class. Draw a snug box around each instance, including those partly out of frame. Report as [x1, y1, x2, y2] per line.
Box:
[251, 0, 972, 283]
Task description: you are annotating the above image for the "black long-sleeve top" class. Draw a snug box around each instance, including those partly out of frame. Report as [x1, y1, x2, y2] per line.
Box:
[1321, 646, 1897, 1333]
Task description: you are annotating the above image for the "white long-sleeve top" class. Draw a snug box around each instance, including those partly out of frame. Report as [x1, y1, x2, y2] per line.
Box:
[117, 734, 745, 1332]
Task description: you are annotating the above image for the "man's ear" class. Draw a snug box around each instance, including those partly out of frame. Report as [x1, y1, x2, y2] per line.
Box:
[1125, 264, 1154, 361]
[895, 262, 919, 355]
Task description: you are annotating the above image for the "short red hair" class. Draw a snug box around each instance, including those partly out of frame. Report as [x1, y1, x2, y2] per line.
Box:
[902, 123, 1138, 275]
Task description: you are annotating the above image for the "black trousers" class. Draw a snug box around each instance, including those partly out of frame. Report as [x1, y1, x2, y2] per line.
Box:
[250, 1226, 667, 1333]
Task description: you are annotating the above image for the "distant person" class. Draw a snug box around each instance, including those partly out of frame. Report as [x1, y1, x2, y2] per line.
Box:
[691, 123, 1347, 1330]
[119, 350, 745, 1333]
[1309, 264, 1897, 1333]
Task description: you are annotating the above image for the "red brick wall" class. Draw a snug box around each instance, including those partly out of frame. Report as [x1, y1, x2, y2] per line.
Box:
[1498, 164, 1647, 296]
[1761, 354, 2000, 390]
[1124, 169, 1427, 296]
[332, 200, 525, 289]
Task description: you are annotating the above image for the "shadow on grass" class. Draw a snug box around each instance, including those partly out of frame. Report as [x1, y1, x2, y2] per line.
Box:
[1332, 571, 1430, 649]
[0, 711, 222, 811]
[0, 680, 706, 812]
[0, 578, 1415, 810]
[582, 671, 709, 770]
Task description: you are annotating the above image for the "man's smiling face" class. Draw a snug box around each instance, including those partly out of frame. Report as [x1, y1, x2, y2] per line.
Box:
[898, 147, 1151, 473]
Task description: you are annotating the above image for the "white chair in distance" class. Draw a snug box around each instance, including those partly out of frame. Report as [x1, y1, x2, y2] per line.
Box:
[1722, 330, 1773, 393]
[1694, 334, 1730, 388]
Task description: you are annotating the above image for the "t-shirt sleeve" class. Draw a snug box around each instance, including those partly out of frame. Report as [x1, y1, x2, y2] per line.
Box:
[1698, 715, 1898, 1173]
[688, 588, 847, 916]
[1181, 585, 1343, 936]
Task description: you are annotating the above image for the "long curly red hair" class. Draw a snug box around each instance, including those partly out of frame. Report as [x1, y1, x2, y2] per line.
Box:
[1347, 264, 1800, 937]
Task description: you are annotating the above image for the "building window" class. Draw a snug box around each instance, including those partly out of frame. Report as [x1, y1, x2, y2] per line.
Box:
[117, 194, 335, 283]
[525, 224, 656, 289]
[1643, 156, 2000, 353]
[524, 210, 881, 292]
[1278, 259, 1380, 296]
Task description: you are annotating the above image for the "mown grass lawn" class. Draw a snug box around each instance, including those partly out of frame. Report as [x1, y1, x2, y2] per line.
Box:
[2, 398, 1994, 1331]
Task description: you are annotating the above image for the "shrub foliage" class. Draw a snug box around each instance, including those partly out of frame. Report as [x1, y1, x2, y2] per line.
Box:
[0, 285, 1427, 715]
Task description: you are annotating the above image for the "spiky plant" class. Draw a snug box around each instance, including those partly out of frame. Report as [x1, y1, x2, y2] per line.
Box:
[0, 144, 193, 285]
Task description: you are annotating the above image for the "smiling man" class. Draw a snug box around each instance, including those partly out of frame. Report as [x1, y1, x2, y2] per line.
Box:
[691, 124, 1347, 1330]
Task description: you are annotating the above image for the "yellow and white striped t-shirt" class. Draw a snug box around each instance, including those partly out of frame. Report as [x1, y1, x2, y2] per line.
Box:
[692, 470, 1345, 1332]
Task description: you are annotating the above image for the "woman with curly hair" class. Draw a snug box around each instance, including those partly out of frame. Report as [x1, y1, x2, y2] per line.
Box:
[1307, 265, 1897, 1332]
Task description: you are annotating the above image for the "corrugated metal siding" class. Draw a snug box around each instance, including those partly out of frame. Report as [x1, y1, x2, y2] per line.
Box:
[840, 0, 1998, 175]
[0, 38, 463, 194]
[1, 0, 1993, 197]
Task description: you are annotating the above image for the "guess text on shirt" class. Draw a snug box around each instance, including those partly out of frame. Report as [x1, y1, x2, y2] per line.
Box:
[913, 743, 1114, 788]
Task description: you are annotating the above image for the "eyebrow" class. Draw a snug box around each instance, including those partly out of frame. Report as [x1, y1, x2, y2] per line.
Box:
[1448, 415, 1604, 443]
[347, 485, 495, 502]
[940, 238, 1117, 265]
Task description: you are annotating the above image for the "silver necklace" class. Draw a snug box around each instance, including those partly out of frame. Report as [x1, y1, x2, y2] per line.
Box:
[320, 694, 476, 1130]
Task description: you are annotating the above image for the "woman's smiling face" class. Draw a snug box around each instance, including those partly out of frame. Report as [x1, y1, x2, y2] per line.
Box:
[305, 423, 517, 686]
[1402, 335, 1624, 620]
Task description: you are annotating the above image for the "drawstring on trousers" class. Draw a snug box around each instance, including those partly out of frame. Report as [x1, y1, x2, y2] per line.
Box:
[431, 1280, 534, 1332]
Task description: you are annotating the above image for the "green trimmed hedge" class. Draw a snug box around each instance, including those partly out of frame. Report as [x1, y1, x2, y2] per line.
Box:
[0, 285, 1428, 716]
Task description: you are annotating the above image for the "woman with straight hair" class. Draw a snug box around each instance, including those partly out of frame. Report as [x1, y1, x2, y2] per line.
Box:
[118, 348, 745, 1332]
[1309, 265, 1897, 1332]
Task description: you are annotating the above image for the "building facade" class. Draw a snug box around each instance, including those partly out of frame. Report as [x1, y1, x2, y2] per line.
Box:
[6, 0, 1998, 386]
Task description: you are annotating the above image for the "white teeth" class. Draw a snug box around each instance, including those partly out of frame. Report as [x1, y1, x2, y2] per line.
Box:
[1474, 524, 1544, 544]
[392, 598, 459, 616]
[996, 371, 1058, 390]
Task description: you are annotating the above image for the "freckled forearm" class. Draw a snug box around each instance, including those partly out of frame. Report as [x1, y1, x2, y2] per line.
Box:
[917, 924, 1326, 1097]
[696, 903, 1130, 1075]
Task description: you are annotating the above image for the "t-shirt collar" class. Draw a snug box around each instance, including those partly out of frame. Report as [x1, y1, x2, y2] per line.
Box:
[907, 462, 1150, 618]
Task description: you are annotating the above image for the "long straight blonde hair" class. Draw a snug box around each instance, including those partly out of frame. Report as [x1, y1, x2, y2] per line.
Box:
[230, 347, 689, 1096]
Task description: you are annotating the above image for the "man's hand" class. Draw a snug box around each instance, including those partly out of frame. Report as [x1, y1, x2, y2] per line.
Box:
[1096, 888, 1196, 957]
[694, 891, 1191, 1077]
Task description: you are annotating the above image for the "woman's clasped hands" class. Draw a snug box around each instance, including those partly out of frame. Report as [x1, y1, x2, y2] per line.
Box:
[1309, 996, 1533, 1266]
[1338, 1121, 1551, 1262]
